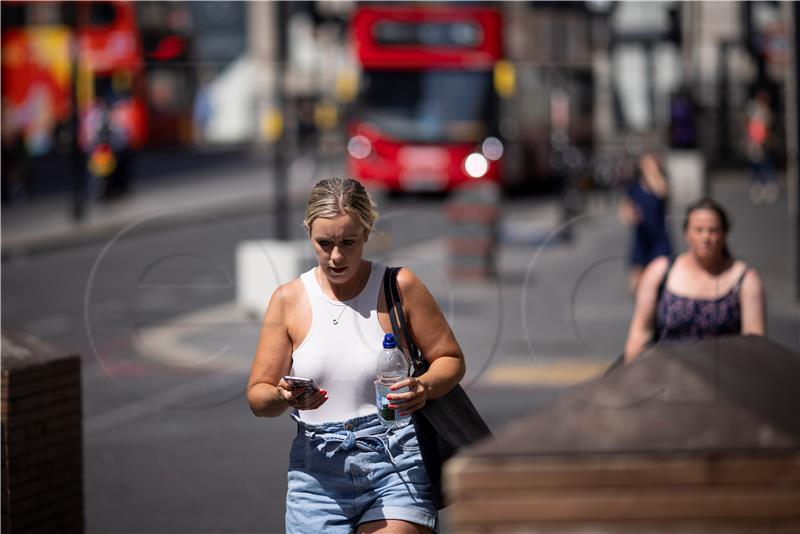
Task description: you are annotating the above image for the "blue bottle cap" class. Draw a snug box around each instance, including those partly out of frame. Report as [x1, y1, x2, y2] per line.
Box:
[383, 333, 397, 349]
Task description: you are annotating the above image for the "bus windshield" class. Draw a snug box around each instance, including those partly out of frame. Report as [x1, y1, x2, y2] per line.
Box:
[358, 69, 494, 143]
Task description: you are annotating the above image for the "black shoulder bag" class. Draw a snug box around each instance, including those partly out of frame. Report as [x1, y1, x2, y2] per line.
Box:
[382, 267, 493, 509]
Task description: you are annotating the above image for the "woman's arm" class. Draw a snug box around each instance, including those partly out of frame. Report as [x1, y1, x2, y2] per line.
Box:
[740, 268, 766, 336]
[617, 196, 638, 226]
[246, 283, 327, 417]
[624, 256, 670, 363]
[387, 268, 466, 416]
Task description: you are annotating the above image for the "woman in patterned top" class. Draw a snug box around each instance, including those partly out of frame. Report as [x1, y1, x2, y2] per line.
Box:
[623, 197, 766, 363]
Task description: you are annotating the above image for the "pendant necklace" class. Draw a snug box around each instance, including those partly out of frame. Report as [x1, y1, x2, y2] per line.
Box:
[329, 306, 346, 326]
[319, 264, 367, 326]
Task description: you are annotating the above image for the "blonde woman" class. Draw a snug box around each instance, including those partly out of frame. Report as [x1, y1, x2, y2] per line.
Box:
[247, 178, 465, 533]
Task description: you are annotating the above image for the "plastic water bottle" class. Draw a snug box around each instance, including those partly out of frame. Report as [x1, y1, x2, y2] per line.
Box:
[375, 333, 410, 427]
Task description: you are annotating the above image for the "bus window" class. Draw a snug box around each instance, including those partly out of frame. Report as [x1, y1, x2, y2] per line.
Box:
[28, 3, 61, 26]
[88, 2, 116, 27]
[1, 2, 69, 28]
[359, 69, 494, 143]
[94, 74, 127, 101]
[1, 4, 26, 29]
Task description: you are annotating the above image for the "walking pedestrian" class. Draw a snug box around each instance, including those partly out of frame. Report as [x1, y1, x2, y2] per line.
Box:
[618, 151, 672, 294]
[745, 88, 778, 204]
[623, 197, 765, 363]
[247, 178, 466, 533]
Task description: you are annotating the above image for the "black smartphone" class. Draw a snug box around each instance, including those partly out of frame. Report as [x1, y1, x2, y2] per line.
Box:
[282, 376, 320, 398]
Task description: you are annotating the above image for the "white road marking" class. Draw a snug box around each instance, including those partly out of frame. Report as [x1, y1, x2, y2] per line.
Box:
[133, 302, 257, 372]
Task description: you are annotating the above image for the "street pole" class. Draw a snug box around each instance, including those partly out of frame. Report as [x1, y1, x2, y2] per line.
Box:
[786, 1, 800, 302]
[717, 41, 732, 164]
[70, 5, 85, 222]
[274, 1, 289, 241]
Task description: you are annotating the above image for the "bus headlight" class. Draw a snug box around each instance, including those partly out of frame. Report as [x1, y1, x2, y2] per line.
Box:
[347, 135, 372, 159]
[464, 153, 488, 178]
[481, 136, 504, 161]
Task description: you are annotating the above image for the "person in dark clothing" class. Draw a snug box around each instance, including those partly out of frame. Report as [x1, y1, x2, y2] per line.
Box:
[618, 152, 672, 293]
[623, 198, 765, 363]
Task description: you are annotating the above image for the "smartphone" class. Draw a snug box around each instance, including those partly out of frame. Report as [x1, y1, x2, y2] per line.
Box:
[282, 376, 320, 398]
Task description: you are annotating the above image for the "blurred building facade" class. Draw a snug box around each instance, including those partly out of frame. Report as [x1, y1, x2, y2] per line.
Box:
[1, 1, 792, 196]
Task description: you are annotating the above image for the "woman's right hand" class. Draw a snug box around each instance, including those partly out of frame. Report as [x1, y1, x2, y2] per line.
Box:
[617, 197, 640, 226]
[277, 378, 328, 411]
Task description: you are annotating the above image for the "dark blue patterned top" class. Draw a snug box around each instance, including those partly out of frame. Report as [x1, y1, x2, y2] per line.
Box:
[656, 268, 748, 341]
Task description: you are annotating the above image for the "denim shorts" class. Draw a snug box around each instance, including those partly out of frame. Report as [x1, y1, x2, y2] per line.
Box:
[285, 413, 437, 533]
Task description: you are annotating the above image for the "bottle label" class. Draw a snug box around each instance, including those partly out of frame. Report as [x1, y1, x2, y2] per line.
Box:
[375, 380, 409, 426]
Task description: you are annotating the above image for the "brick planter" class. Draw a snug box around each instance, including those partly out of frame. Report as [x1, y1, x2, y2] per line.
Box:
[2, 328, 83, 533]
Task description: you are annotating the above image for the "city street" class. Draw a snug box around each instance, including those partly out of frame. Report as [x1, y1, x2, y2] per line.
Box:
[3, 1, 799, 532]
[2, 178, 565, 532]
[2, 149, 797, 532]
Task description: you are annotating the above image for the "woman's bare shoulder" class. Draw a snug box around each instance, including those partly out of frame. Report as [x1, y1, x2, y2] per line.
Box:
[740, 264, 763, 291]
[641, 255, 672, 285]
[395, 267, 425, 296]
[732, 259, 754, 276]
[267, 277, 307, 315]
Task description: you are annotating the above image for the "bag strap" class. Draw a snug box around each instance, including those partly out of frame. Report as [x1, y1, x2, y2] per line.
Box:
[382, 267, 428, 375]
[382, 267, 412, 373]
[650, 256, 675, 345]
[656, 256, 676, 304]
[382, 268, 404, 355]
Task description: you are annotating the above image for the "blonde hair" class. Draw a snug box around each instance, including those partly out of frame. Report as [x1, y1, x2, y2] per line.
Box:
[303, 178, 379, 234]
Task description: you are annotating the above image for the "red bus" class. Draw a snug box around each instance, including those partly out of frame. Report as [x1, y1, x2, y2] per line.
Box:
[347, 5, 503, 193]
[1, 1, 147, 156]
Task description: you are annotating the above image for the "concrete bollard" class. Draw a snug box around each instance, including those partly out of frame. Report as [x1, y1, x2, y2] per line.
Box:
[1, 327, 84, 534]
[235, 240, 316, 318]
[666, 149, 706, 207]
[444, 184, 501, 281]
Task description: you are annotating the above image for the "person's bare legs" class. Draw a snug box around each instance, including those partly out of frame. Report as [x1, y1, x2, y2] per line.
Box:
[358, 519, 432, 534]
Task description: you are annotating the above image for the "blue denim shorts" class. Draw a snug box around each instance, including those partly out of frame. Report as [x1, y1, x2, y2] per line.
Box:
[285, 413, 437, 533]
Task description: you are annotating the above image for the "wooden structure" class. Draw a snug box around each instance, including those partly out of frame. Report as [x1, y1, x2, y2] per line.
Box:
[2, 328, 84, 533]
[446, 336, 800, 533]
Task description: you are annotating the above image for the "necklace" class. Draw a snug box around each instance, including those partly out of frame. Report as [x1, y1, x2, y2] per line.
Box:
[328, 305, 347, 326]
[318, 263, 369, 326]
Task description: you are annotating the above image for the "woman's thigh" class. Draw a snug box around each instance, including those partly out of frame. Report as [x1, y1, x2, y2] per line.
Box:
[357, 519, 433, 534]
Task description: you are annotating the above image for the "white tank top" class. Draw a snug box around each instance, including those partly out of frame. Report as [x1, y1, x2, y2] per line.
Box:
[290, 261, 387, 424]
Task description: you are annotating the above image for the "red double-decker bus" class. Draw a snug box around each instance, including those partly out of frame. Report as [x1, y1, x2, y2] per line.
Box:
[1, 1, 147, 156]
[347, 5, 503, 193]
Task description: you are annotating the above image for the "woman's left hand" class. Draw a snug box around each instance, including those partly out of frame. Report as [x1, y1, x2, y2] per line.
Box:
[387, 376, 429, 416]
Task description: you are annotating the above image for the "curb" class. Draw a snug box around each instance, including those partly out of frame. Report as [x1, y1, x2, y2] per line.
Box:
[131, 302, 259, 374]
[1, 188, 313, 260]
